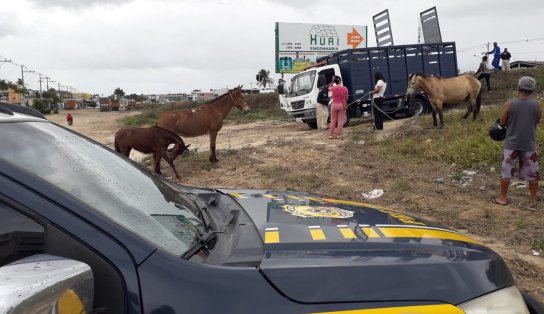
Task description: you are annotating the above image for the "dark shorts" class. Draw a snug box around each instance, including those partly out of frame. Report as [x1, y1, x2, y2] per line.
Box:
[501, 149, 540, 181]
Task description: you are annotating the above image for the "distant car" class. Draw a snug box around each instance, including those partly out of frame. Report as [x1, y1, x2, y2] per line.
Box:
[259, 88, 276, 94]
[0, 103, 542, 314]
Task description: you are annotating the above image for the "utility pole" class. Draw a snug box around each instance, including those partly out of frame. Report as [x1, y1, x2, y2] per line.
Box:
[58, 82, 63, 109]
[38, 74, 43, 98]
[20, 66, 35, 88]
[20, 66, 34, 106]
[486, 42, 490, 66]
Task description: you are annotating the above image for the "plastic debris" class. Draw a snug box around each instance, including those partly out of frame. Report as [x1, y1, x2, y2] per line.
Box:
[511, 182, 528, 189]
[463, 170, 477, 176]
[532, 250, 541, 256]
[361, 189, 384, 199]
[435, 177, 445, 184]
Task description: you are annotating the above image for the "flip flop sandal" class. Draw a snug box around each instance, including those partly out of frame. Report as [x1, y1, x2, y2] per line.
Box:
[494, 198, 508, 205]
[518, 201, 537, 211]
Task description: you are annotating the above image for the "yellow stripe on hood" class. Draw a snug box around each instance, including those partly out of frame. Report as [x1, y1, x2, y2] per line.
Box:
[312, 304, 464, 314]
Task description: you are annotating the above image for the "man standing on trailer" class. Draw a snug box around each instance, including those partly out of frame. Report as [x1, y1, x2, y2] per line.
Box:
[486, 42, 502, 71]
[501, 48, 512, 71]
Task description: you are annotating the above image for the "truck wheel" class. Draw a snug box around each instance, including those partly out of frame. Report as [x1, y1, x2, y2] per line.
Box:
[409, 98, 426, 116]
[306, 120, 318, 129]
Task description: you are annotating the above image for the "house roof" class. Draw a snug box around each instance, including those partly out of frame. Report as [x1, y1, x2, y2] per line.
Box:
[510, 60, 544, 68]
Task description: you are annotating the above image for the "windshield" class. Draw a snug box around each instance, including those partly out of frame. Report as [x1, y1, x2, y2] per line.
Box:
[0, 121, 203, 256]
[289, 70, 316, 96]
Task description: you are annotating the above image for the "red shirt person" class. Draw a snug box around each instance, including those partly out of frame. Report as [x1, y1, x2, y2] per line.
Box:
[66, 113, 73, 125]
[328, 76, 349, 139]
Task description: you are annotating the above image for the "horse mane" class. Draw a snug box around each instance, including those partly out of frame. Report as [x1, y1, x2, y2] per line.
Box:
[152, 125, 184, 144]
[413, 73, 442, 79]
[205, 86, 242, 104]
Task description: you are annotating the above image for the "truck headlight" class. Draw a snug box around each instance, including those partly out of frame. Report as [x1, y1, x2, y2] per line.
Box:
[458, 286, 529, 314]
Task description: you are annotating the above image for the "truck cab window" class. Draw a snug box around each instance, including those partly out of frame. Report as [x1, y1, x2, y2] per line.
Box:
[289, 70, 316, 96]
[318, 69, 336, 88]
[0, 204, 44, 266]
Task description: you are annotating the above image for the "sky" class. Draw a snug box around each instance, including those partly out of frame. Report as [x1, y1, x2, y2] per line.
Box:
[0, 0, 543, 96]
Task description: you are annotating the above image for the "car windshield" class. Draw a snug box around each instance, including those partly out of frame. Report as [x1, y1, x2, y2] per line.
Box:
[289, 70, 316, 96]
[0, 120, 203, 256]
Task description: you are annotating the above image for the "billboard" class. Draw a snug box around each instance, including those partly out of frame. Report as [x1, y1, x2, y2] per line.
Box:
[275, 22, 367, 74]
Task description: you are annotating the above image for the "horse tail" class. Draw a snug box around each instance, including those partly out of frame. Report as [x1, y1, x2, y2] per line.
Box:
[476, 88, 482, 114]
[114, 138, 120, 152]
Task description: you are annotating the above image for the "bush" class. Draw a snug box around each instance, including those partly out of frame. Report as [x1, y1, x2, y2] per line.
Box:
[32, 99, 51, 114]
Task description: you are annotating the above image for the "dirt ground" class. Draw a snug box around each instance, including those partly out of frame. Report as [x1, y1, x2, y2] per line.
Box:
[48, 108, 544, 303]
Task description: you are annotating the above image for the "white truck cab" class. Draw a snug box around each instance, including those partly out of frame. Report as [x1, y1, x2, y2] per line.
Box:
[278, 64, 340, 129]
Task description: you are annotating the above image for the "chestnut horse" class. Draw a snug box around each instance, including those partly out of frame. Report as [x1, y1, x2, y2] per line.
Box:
[406, 74, 482, 128]
[156, 86, 249, 162]
[114, 126, 190, 179]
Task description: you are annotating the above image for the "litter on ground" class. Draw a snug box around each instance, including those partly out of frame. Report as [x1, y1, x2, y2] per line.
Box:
[362, 189, 384, 199]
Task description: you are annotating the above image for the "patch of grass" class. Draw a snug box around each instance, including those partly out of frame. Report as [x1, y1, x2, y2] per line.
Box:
[227, 93, 286, 122]
[515, 219, 526, 229]
[403, 200, 422, 212]
[391, 179, 412, 192]
[379, 104, 544, 170]
[120, 103, 192, 126]
[382, 153, 409, 163]
[532, 238, 544, 251]
[348, 130, 370, 143]
[257, 165, 289, 179]
[451, 172, 464, 181]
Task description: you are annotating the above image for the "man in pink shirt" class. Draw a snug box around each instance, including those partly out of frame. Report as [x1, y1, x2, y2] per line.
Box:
[328, 76, 349, 139]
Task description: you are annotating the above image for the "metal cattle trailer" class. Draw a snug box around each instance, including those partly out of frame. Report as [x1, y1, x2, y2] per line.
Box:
[318, 42, 458, 119]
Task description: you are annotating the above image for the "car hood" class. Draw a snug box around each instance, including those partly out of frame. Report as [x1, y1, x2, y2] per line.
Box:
[218, 189, 514, 305]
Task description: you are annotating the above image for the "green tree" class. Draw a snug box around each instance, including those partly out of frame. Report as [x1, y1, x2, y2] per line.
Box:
[113, 87, 125, 98]
[31, 98, 50, 114]
[256, 69, 274, 88]
[43, 88, 61, 104]
[126, 93, 147, 102]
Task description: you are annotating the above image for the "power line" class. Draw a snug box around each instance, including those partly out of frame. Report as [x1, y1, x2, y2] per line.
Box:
[0, 52, 77, 93]
[458, 36, 544, 53]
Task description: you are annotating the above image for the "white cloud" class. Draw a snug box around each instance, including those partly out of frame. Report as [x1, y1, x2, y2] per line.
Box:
[0, 0, 543, 95]
[26, 0, 135, 9]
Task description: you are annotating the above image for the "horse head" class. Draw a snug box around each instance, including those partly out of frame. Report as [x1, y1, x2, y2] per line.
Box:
[230, 85, 250, 114]
[168, 140, 191, 160]
[405, 73, 420, 101]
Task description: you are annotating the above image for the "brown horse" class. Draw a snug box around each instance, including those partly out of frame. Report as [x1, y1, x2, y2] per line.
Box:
[406, 74, 482, 128]
[156, 86, 249, 162]
[114, 126, 190, 179]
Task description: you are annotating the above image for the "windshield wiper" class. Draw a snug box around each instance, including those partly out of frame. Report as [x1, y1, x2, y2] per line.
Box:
[181, 230, 219, 259]
[181, 210, 238, 260]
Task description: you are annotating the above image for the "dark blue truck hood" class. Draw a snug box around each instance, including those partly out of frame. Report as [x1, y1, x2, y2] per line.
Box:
[218, 189, 514, 305]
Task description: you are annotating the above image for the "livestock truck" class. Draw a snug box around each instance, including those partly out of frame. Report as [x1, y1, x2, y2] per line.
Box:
[64, 99, 77, 110]
[278, 42, 458, 129]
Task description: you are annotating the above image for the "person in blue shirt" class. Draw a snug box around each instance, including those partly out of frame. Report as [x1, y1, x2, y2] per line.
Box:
[486, 42, 501, 70]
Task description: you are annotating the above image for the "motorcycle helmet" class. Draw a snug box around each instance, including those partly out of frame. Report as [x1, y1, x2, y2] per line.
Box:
[489, 119, 506, 141]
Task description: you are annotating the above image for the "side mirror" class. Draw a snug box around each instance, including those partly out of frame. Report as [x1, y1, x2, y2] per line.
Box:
[0, 254, 94, 314]
[277, 84, 285, 95]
